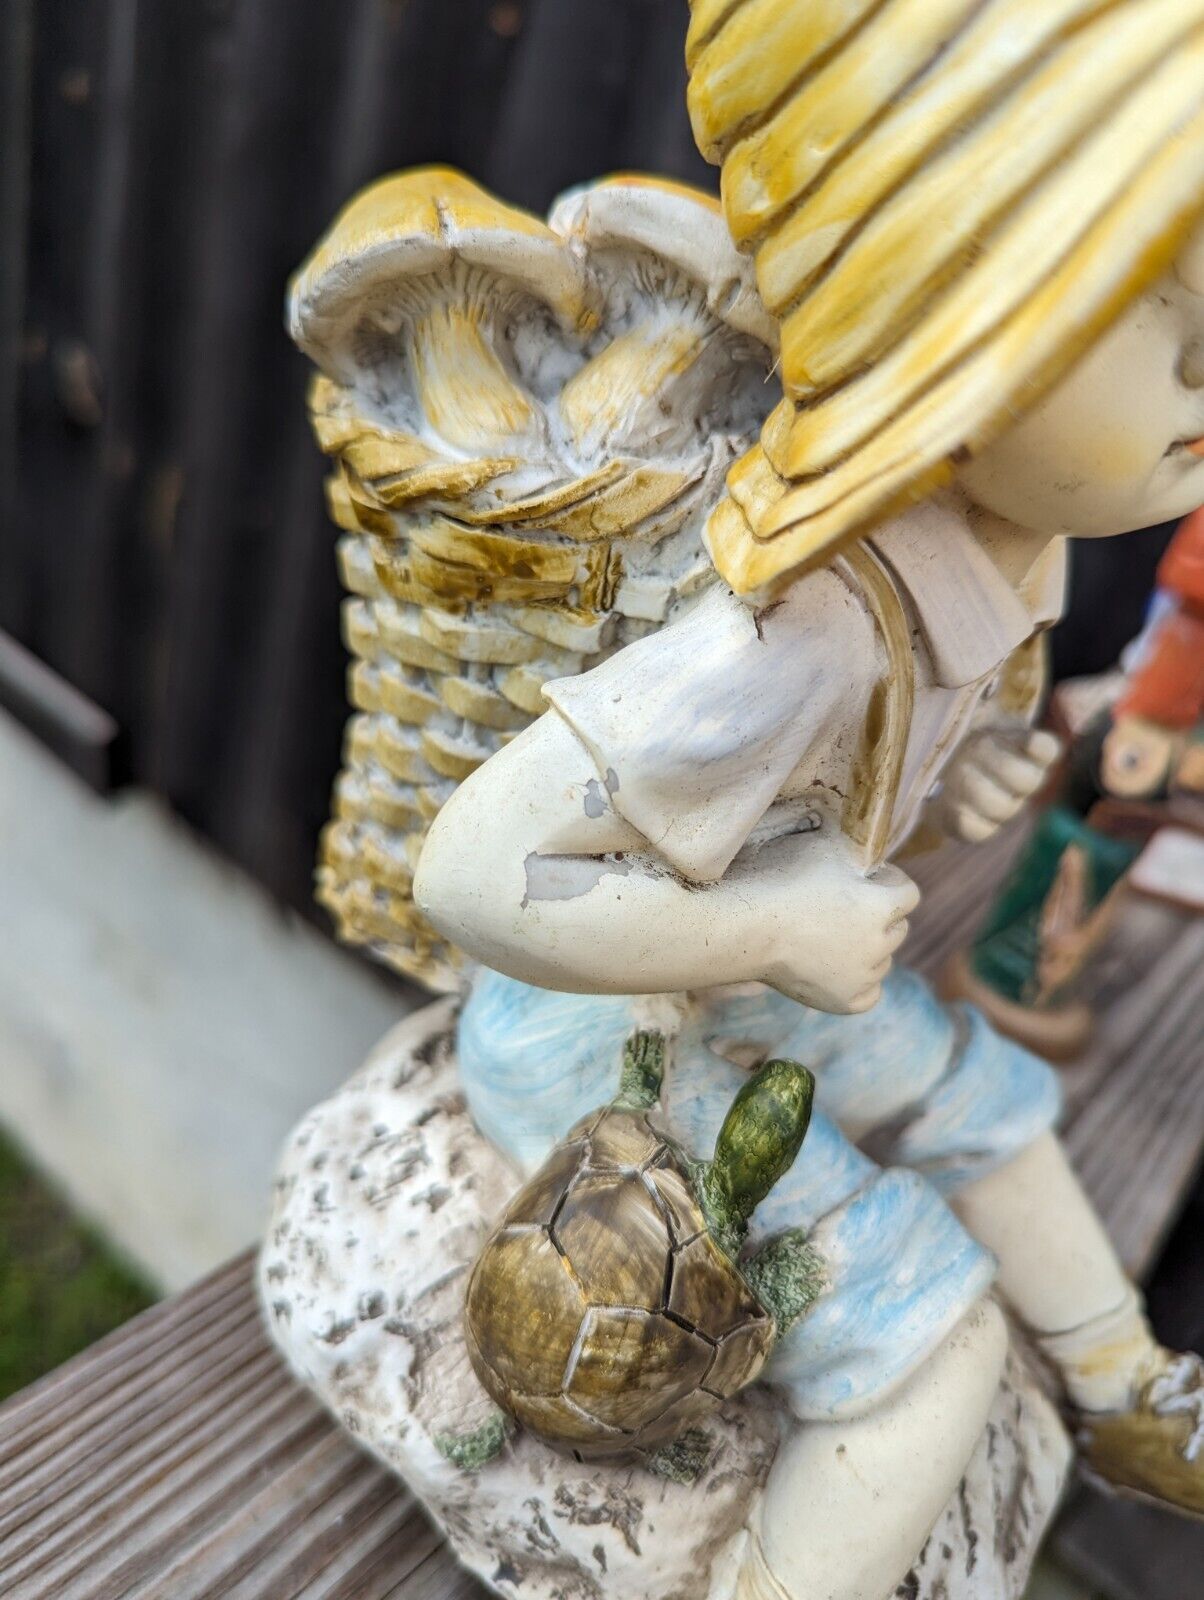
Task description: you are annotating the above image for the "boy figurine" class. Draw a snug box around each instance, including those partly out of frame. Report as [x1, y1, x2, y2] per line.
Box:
[412, 6, 1204, 1595]
[269, 7, 1204, 1599]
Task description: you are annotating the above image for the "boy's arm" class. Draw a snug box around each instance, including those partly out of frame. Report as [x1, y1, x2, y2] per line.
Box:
[415, 712, 917, 1010]
[415, 580, 920, 1013]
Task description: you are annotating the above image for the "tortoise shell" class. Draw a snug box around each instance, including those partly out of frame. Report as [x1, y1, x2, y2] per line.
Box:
[463, 1102, 774, 1460]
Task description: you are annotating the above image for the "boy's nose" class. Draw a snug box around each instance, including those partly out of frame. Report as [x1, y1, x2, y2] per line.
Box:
[1181, 339, 1204, 391]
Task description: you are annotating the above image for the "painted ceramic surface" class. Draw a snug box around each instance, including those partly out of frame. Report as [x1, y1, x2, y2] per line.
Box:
[264, 5, 1204, 1597]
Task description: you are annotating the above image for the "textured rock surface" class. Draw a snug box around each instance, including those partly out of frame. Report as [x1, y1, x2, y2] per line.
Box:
[262, 999, 1072, 1600]
[891, 1351, 1072, 1600]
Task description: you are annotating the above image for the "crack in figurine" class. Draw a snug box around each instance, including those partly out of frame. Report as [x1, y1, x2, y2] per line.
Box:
[262, 6, 1204, 1599]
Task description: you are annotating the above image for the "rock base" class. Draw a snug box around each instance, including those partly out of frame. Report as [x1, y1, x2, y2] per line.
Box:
[262, 999, 1072, 1600]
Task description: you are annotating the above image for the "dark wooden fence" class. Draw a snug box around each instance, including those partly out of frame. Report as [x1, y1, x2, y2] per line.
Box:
[0, 0, 1175, 915]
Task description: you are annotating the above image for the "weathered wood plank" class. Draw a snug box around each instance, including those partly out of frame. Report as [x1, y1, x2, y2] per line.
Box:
[906, 825, 1030, 976]
[1055, 1481, 1204, 1600]
[0, 1249, 477, 1600]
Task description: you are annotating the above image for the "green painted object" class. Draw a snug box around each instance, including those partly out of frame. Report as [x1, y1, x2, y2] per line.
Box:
[435, 1411, 512, 1472]
[697, 1057, 817, 1256]
[971, 805, 1138, 1006]
[463, 1033, 818, 1465]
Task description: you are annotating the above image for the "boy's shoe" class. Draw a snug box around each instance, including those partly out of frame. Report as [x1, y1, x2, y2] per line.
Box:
[1077, 1352, 1204, 1517]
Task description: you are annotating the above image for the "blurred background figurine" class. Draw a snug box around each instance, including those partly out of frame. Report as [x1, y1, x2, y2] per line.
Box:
[948, 507, 1204, 1058]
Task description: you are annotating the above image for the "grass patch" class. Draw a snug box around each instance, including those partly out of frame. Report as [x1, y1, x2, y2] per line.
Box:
[0, 1129, 154, 1401]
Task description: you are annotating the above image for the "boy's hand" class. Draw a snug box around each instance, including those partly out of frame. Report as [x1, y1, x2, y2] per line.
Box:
[933, 729, 1061, 844]
[751, 828, 920, 1014]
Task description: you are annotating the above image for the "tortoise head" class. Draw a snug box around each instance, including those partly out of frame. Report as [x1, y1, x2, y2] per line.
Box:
[698, 1059, 815, 1257]
[608, 1032, 814, 1258]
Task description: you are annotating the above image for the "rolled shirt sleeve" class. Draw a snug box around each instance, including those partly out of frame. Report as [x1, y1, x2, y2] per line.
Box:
[543, 573, 876, 881]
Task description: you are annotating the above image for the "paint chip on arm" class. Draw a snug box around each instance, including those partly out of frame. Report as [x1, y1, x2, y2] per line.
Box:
[582, 767, 621, 818]
[522, 852, 632, 906]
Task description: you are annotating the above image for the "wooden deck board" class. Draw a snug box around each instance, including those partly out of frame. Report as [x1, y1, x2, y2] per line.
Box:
[0, 827, 1200, 1598]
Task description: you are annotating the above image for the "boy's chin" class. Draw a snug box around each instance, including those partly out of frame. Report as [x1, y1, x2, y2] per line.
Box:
[1073, 490, 1204, 538]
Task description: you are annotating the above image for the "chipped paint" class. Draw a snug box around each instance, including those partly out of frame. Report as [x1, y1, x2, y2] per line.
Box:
[522, 851, 632, 906]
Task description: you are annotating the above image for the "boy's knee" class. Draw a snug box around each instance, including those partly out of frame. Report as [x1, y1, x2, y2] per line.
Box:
[749, 1298, 1008, 1600]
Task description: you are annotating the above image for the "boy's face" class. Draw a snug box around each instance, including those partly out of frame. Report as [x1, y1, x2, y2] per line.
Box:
[958, 214, 1204, 537]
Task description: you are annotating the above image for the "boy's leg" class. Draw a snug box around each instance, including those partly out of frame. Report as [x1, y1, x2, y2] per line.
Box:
[952, 1131, 1147, 1408]
[768, 966, 1204, 1514]
[669, 1000, 1018, 1593]
[954, 1132, 1204, 1510]
[457, 970, 684, 1168]
[741, 1302, 1007, 1600]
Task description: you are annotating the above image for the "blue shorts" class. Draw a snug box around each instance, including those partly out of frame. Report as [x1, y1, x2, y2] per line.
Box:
[458, 967, 1061, 1420]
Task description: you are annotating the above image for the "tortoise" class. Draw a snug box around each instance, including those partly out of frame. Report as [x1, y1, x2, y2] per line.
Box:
[463, 1032, 818, 1462]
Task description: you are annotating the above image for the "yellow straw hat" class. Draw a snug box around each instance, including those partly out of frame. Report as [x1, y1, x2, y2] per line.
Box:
[687, 0, 1204, 592]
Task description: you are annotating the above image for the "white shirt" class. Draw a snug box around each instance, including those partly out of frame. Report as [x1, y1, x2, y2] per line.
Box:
[545, 499, 1066, 881]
